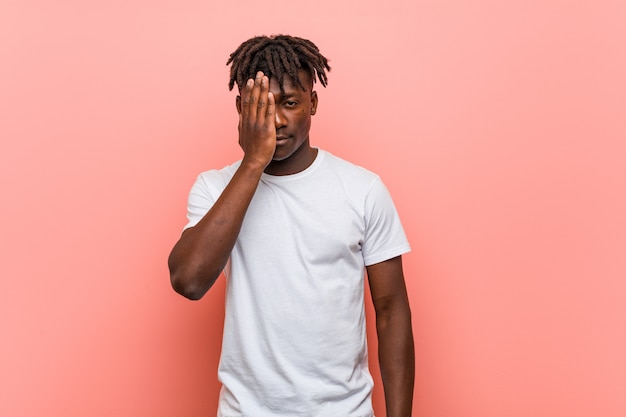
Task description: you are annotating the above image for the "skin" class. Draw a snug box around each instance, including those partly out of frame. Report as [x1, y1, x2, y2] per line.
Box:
[235, 70, 319, 176]
[367, 256, 415, 417]
[168, 69, 414, 417]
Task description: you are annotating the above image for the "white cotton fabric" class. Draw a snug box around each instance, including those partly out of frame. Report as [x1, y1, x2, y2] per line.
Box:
[185, 149, 410, 417]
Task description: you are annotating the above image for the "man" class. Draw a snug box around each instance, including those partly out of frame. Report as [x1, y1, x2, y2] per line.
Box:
[168, 35, 414, 417]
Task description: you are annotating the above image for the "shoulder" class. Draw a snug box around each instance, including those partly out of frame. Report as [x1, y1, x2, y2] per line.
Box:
[190, 160, 241, 199]
[319, 149, 380, 185]
[312, 150, 395, 213]
[196, 160, 241, 187]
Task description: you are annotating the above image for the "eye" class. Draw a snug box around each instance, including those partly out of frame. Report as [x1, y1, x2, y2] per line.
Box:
[285, 101, 298, 107]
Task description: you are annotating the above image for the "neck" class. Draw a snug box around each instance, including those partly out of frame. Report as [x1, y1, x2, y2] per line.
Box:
[264, 144, 318, 176]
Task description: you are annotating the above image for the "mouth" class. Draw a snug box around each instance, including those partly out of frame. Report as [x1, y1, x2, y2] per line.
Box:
[276, 136, 289, 145]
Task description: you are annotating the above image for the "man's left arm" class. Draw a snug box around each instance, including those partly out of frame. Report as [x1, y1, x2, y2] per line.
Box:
[366, 255, 415, 417]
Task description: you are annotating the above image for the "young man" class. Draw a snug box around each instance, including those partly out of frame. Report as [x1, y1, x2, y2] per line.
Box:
[168, 35, 414, 417]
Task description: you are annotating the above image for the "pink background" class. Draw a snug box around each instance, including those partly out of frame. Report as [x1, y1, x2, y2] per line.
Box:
[1, 1, 625, 416]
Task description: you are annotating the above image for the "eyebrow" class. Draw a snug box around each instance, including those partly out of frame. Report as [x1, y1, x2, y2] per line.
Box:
[275, 90, 303, 100]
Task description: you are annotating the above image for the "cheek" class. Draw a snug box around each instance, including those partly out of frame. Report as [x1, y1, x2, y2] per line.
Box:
[297, 112, 311, 130]
[290, 109, 306, 125]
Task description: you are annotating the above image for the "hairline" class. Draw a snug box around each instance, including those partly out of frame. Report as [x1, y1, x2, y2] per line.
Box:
[236, 69, 314, 94]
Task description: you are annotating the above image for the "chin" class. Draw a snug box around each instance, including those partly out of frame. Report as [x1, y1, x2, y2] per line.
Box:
[271, 154, 291, 162]
[271, 148, 295, 162]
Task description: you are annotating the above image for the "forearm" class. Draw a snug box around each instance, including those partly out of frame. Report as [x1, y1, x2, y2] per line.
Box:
[168, 161, 264, 299]
[169, 72, 274, 299]
[376, 303, 415, 417]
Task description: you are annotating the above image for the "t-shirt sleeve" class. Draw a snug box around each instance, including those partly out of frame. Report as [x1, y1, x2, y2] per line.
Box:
[184, 172, 220, 231]
[361, 177, 411, 266]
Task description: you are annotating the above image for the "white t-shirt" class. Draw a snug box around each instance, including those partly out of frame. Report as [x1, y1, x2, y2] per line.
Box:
[185, 149, 410, 417]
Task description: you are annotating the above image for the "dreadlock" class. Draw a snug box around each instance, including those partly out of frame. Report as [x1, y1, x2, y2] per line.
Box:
[226, 35, 331, 94]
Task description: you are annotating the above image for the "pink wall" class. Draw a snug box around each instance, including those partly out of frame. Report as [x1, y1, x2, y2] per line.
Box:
[2, 1, 625, 416]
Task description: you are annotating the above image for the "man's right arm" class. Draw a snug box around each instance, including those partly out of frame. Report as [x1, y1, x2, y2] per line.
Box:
[168, 72, 275, 300]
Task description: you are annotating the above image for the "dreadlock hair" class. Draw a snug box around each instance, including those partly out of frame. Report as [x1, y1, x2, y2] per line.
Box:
[226, 35, 330, 94]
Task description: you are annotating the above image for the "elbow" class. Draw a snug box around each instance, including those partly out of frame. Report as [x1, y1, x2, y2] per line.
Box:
[169, 262, 219, 301]
[168, 245, 222, 300]
[376, 297, 413, 329]
[170, 274, 205, 300]
[168, 261, 206, 301]
[168, 249, 200, 300]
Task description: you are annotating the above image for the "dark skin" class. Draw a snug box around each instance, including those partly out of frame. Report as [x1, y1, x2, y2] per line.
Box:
[168, 70, 414, 417]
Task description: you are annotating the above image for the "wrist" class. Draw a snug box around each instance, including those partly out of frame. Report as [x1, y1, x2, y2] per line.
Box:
[239, 156, 269, 176]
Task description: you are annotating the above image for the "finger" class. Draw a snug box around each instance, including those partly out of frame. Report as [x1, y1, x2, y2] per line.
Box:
[247, 71, 264, 122]
[241, 78, 254, 121]
[265, 90, 275, 127]
[257, 75, 270, 119]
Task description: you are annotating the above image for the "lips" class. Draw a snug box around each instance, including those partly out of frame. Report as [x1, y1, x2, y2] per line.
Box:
[276, 136, 289, 144]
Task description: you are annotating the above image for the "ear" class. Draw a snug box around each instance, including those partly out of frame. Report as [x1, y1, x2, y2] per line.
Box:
[236, 95, 242, 114]
[310, 90, 318, 115]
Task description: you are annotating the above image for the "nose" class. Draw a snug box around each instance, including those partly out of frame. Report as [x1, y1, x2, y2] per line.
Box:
[275, 107, 287, 129]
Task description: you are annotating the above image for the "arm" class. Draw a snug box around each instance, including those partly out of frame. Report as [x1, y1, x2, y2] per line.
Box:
[366, 255, 415, 417]
[168, 72, 275, 300]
